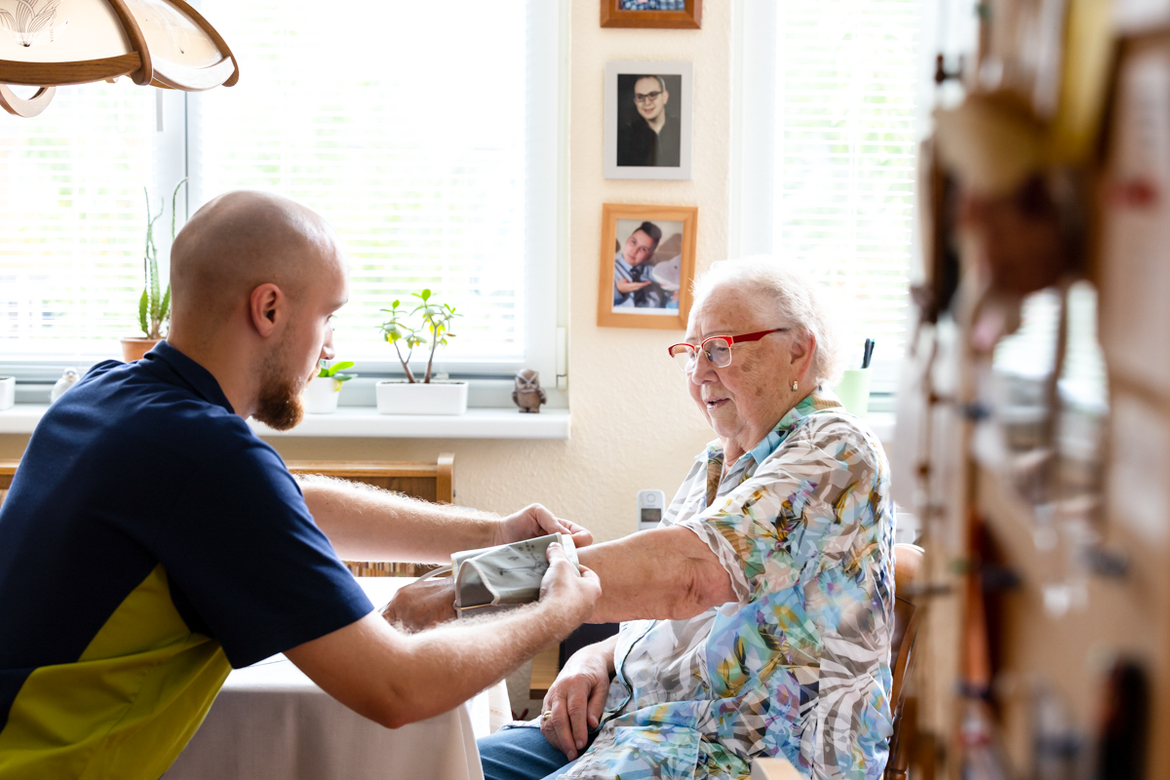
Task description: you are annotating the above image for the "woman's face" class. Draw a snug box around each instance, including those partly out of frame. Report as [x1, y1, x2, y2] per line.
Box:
[684, 287, 810, 463]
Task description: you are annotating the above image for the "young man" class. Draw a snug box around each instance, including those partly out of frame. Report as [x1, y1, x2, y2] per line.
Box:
[616, 74, 681, 168]
[0, 191, 600, 779]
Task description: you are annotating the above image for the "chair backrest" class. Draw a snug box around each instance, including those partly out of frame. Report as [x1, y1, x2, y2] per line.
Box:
[285, 455, 454, 577]
[885, 542, 925, 780]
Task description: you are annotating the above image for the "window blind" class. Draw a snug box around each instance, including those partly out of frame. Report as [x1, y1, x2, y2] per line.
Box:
[191, 0, 536, 370]
[0, 85, 163, 363]
[775, 0, 921, 376]
[738, 0, 925, 388]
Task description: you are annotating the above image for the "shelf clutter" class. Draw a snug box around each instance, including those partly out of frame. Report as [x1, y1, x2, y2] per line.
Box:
[892, 1, 1170, 777]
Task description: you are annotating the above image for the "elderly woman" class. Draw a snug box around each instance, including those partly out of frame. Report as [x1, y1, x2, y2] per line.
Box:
[391, 258, 895, 779]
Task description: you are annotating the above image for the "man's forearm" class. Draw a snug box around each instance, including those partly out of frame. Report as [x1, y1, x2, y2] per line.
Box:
[298, 475, 498, 562]
[392, 599, 582, 722]
[288, 553, 598, 730]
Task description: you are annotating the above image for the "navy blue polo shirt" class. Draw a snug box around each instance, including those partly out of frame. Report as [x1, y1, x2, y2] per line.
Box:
[0, 342, 372, 779]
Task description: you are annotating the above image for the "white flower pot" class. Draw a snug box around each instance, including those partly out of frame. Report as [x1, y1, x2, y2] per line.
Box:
[0, 376, 14, 411]
[303, 375, 343, 414]
[376, 380, 468, 416]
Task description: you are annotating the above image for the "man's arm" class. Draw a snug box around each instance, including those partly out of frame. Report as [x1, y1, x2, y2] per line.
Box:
[297, 474, 592, 563]
[285, 544, 599, 728]
[384, 525, 736, 631]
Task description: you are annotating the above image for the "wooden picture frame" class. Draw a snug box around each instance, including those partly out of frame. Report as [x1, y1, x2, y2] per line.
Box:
[598, 203, 697, 330]
[600, 0, 702, 29]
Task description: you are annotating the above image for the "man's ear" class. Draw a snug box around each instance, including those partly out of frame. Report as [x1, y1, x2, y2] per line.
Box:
[249, 283, 285, 338]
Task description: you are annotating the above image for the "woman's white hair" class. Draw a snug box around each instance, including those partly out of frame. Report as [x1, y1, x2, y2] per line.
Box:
[690, 256, 846, 386]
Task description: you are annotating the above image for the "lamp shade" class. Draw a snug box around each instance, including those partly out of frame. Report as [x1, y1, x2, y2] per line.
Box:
[0, 0, 238, 117]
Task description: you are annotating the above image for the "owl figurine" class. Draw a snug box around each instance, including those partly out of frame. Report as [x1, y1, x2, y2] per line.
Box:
[50, 368, 80, 403]
[512, 368, 546, 414]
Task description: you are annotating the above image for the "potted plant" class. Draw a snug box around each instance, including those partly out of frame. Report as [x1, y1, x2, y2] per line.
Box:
[303, 360, 357, 414]
[121, 178, 187, 362]
[375, 289, 467, 415]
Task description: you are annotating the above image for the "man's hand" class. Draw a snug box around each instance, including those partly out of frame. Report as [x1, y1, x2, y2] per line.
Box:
[615, 279, 652, 294]
[383, 541, 598, 633]
[495, 503, 593, 549]
[382, 575, 457, 632]
[540, 639, 615, 761]
[538, 543, 601, 626]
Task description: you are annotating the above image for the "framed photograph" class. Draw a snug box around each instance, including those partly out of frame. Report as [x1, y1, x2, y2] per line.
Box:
[604, 61, 693, 180]
[597, 203, 698, 330]
[600, 0, 702, 29]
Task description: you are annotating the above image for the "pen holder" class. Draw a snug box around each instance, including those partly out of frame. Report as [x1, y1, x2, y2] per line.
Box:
[834, 368, 872, 417]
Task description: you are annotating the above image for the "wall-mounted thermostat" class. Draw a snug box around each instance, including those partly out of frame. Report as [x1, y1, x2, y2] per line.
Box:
[637, 489, 666, 531]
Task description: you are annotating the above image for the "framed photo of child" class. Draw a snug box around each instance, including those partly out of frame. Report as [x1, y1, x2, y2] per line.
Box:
[597, 203, 697, 329]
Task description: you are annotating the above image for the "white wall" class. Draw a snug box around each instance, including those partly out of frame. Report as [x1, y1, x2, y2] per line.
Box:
[0, 0, 735, 545]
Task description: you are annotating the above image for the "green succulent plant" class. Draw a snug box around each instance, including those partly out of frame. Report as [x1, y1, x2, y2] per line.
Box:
[377, 288, 460, 383]
[317, 360, 357, 382]
[138, 178, 187, 340]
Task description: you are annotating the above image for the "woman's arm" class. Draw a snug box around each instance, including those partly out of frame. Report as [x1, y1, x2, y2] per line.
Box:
[575, 526, 737, 623]
[383, 524, 736, 631]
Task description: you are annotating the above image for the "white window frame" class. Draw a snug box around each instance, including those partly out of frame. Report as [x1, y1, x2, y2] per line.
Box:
[0, 0, 568, 400]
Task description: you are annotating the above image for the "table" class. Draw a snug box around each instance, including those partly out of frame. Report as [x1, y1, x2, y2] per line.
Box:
[162, 578, 509, 780]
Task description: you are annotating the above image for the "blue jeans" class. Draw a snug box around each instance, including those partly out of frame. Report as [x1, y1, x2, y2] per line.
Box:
[478, 725, 579, 780]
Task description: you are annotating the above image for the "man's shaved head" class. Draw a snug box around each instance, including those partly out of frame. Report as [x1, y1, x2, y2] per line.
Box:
[166, 191, 349, 430]
[170, 190, 343, 328]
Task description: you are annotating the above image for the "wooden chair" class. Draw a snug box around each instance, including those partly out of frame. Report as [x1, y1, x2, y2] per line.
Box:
[0, 459, 17, 507]
[886, 542, 926, 780]
[286, 455, 454, 577]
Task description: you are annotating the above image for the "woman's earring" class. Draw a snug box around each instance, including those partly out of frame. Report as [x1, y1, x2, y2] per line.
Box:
[791, 380, 799, 391]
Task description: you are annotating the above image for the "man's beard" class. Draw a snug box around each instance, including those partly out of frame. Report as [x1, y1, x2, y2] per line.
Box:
[254, 350, 305, 431]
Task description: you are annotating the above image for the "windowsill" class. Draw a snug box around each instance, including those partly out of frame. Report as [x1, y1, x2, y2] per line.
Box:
[0, 405, 891, 445]
[0, 404, 571, 440]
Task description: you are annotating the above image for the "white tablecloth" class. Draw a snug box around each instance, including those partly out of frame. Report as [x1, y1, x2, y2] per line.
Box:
[162, 577, 507, 780]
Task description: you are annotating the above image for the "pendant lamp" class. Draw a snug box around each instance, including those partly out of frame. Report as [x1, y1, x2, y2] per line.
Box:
[0, 0, 238, 118]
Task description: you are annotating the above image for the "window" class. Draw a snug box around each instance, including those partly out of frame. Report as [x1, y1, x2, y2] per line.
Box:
[0, 0, 562, 382]
[735, 0, 930, 392]
[0, 85, 184, 369]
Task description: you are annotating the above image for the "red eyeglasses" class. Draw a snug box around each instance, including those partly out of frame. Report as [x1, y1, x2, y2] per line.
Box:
[666, 328, 789, 373]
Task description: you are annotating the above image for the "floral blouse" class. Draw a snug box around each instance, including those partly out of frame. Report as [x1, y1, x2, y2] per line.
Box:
[564, 388, 896, 780]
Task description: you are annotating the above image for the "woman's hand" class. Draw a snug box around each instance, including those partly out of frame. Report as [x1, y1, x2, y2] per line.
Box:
[540, 637, 616, 761]
[495, 503, 594, 549]
[381, 574, 456, 631]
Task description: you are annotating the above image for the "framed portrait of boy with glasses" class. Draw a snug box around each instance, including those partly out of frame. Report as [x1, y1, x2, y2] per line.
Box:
[604, 61, 693, 180]
[598, 203, 697, 329]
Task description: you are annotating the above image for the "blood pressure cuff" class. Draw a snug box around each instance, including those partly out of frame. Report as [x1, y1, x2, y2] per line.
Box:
[449, 533, 579, 618]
